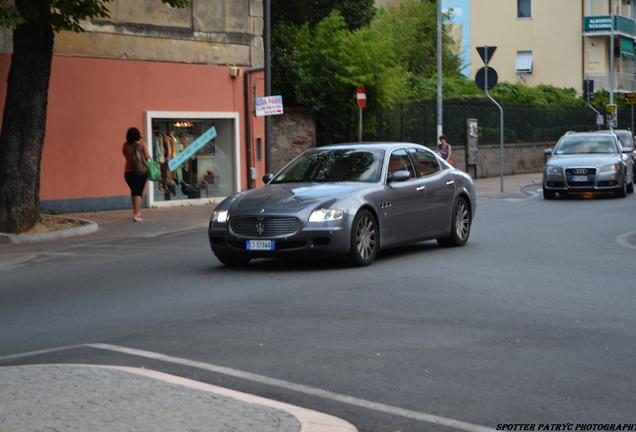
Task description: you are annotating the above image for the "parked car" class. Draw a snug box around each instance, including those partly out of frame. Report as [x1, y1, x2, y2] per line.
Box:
[209, 143, 476, 266]
[543, 131, 634, 199]
[603, 129, 636, 178]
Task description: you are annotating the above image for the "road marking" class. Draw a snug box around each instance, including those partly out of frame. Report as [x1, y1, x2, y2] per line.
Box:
[615, 230, 636, 250]
[0, 344, 84, 362]
[86, 343, 495, 432]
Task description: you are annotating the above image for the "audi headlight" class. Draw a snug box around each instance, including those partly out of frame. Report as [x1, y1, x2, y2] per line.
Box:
[599, 163, 621, 173]
[211, 210, 229, 224]
[309, 208, 344, 222]
[545, 166, 563, 175]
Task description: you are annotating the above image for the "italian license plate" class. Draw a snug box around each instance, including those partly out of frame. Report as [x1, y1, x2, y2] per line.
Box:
[246, 240, 275, 251]
[571, 175, 588, 182]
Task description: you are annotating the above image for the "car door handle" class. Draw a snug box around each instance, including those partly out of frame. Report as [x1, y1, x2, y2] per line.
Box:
[446, 180, 455, 186]
[416, 185, 426, 192]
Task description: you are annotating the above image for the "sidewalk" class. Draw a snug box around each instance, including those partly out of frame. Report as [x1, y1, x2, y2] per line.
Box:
[0, 364, 356, 432]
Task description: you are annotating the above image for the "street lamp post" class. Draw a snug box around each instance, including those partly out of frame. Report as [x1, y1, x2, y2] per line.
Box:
[610, 0, 615, 108]
[437, 0, 443, 142]
[264, 0, 272, 173]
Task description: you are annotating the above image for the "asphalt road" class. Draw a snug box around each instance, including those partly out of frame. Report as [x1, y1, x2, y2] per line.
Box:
[1, 191, 635, 432]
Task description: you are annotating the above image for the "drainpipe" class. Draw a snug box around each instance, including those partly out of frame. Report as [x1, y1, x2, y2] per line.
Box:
[244, 67, 264, 190]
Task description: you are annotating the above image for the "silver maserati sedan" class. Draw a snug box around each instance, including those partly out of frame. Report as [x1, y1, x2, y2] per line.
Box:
[209, 143, 476, 266]
[543, 131, 634, 199]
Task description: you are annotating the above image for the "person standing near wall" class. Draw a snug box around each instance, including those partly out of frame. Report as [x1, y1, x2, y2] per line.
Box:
[122, 127, 150, 222]
[437, 134, 453, 165]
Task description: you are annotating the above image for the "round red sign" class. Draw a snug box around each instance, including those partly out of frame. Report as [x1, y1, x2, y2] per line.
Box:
[356, 86, 366, 108]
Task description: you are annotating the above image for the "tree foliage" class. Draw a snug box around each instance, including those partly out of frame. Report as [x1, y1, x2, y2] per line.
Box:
[272, 0, 376, 29]
[280, 12, 407, 144]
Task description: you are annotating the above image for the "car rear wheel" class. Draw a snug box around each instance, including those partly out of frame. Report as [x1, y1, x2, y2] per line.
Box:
[543, 188, 557, 200]
[437, 197, 471, 247]
[627, 181, 634, 194]
[215, 252, 251, 267]
[348, 210, 378, 266]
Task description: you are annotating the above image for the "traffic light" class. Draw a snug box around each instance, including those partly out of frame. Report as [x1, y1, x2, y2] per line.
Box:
[583, 79, 595, 101]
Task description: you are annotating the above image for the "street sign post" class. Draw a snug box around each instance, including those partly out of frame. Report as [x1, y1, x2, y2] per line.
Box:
[356, 86, 366, 142]
[607, 103, 617, 128]
[475, 45, 504, 193]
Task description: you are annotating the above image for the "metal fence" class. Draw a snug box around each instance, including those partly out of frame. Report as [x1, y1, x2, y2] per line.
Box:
[372, 100, 628, 148]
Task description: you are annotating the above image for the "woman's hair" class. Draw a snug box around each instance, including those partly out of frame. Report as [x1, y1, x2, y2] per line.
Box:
[126, 127, 142, 144]
[439, 134, 447, 142]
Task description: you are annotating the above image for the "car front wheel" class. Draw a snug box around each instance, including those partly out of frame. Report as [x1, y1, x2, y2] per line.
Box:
[437, 197, 471, 247]
[615, 181, 627, 198]
[348, 209, 378, 266]
[543, 187, 557, 200]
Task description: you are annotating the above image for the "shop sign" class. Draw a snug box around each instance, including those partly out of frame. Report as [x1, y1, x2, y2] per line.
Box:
[168, 126, 217, 172]
[255, 96, 284, 116]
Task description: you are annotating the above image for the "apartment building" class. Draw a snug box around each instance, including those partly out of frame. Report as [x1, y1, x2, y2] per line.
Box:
[471, 0, 636, 94]
[0, 0, 266, 212]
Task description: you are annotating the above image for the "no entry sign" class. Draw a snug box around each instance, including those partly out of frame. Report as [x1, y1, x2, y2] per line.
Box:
[356, 86, 366, 108]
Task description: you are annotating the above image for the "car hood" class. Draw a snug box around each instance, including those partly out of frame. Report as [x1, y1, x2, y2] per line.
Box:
[229, 182, 372, 214]
[547, 154, 621, 168]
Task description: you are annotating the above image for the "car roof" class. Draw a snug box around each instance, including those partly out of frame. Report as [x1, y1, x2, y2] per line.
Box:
[319, 142, 429, 151]
[562, 132, 615, 138]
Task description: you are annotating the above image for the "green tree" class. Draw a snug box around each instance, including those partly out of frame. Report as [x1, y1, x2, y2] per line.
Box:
[0, 0, 189, 233]
[272, 0, 376, 29]
[284, 12, 407, 144]
[371, 0, 462, 79]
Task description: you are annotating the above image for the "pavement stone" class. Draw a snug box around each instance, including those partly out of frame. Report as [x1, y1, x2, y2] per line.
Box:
[0, 365, 300, 432]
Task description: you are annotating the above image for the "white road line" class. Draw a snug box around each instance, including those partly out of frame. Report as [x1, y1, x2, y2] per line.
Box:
[615, 230, 636, 250]
[0, 344, 84, 362]
[87, 343, 495, 432]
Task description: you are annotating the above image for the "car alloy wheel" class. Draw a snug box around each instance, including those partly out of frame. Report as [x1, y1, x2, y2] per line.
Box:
[350, 210, 378, 266]
[454, 199, 470, 242]
[437, 197, 471, 247]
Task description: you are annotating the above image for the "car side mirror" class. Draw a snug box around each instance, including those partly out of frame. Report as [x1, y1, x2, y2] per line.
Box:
[388, 170, 411, 183]
[262, 173, 274, 184]
[544, 148, 553, 156]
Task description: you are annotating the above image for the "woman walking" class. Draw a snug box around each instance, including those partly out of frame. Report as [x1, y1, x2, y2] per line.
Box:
[122, 127, 150, 222]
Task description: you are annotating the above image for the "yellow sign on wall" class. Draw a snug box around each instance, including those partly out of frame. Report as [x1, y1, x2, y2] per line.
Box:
[624, 93, 636, 105]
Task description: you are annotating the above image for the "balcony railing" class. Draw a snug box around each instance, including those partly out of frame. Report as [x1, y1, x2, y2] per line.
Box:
[585, 73, 636, 92]
[584, 15, 636, 35]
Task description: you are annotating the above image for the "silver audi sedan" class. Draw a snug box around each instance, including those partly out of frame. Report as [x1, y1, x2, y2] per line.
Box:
[209, 143, 476, 266]
[543, 132, 634, 199]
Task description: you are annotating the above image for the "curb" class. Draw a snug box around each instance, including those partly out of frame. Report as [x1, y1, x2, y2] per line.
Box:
[107, 366, 359, 432]
[0, 216, 98, 244]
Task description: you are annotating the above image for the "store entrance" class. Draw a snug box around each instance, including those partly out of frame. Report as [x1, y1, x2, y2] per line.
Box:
[149, 115, 237, 204]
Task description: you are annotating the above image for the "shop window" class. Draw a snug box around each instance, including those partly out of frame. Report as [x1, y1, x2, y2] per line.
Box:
[518, 0, 531, 18]
[149, 116, 236, 203]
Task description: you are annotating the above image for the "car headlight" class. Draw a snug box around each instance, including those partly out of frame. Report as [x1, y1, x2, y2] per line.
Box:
[211, 210, 229, 224]
[309, 208, 344, 222]
[599, 163, 621, 173]
[545, 166, 563, 175]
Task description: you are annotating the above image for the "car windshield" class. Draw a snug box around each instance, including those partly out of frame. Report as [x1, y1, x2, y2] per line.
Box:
[272, 149, 385, 183]
[615, 132, 634, 150]
[554, 136, 619, 155]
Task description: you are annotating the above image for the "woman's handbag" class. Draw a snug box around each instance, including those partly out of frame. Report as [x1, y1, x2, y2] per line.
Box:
[146, 159, 162, 182]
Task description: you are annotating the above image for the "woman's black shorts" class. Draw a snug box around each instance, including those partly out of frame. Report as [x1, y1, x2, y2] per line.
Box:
[124, 171, 147, 197]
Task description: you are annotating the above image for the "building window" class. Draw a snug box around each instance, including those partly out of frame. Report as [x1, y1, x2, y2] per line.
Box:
[518, 0, 532, 18]
[516, 51, 533, 74]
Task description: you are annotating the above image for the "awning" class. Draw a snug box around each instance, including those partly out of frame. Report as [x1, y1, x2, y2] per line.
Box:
[621, 37, 635, 58]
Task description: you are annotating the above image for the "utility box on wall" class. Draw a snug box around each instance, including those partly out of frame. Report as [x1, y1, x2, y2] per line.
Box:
[466, 118, 478, 178]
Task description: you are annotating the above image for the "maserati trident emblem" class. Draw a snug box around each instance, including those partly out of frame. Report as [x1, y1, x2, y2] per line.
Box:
[255, 220, 265, 236]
